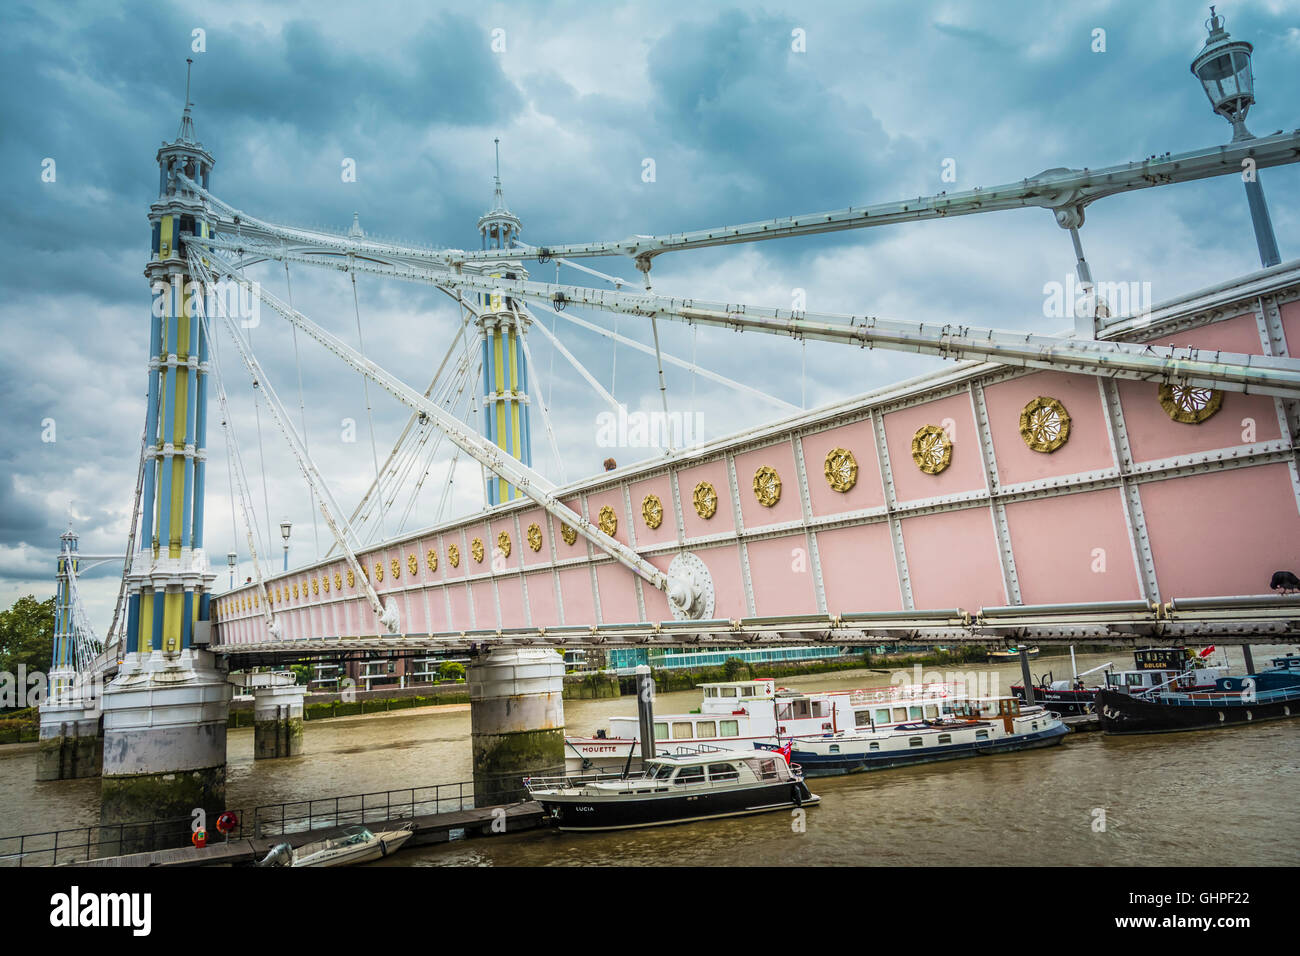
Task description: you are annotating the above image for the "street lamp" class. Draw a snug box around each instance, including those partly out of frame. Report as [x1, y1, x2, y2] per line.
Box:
[226, 550, 237, 589]
[279, 519, 292, 571]
[1191, 5, 1280, 267]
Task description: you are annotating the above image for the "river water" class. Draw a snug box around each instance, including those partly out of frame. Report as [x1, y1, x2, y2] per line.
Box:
[3, 647, 1297, 866]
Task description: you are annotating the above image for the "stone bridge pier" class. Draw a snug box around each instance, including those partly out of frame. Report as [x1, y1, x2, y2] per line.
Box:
[468, 646, 566, 805]
[232, 670, 306, 759]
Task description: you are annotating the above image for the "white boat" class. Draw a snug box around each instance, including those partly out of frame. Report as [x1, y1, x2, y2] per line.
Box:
[761, 696, 1068, 776]
[565, 677, 964, 772]
[282, 824, 414, 867]
[528, 749, 819, 832]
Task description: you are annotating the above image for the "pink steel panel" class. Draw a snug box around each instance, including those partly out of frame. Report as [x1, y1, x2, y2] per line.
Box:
[556, 566, 595, 626]
[595, 562, 640, 623]
[885, 393, 986, 503]
[441, 529, 467, 581]
[1141, 464, 1300, 598]
[676, 458, 735, 539]
[902, 507, 1006, 610]
[470, 579, 496, 629]
[404, 582, 429, 634]
[734, 440, 802, 529]
[1004, 488, 1140, 603]
[553, 497, 586, 562]
[516, 507, 549, 567]
[585, 487, 630, 546]
[817, 522, 902, 613]
[802, 418, 885, 516]
[697, 544, 746, 620]
[642, 553, 673, 621]
[1120, 313, 1279, 462]
[526, 570, 561, 626]
[983, 370, 1115, 485]
[446, 583, 472, 630]
[496, 575, 527, 628]
[628, 474, 678, 548]
[746, 534, 818, 616]
[487, 514, 519, 571]
[1280, 299, 1300, 353]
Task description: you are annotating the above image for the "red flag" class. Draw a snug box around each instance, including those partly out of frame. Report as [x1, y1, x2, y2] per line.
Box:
[777, 740, 793, 764]
[1199, 646, 1216, 658]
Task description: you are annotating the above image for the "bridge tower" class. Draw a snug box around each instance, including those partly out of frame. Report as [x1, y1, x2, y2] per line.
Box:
[98, 63, 230, 846]
[475, 140, 533, 504]
[36, 528, 103, 780]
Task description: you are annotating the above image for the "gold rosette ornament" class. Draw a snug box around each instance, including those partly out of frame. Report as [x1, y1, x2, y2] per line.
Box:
[471, 538, 485, 563]
[753, 466, 781, 507]
[497, 530, 512, 558]
[1158, 384, 1223, 424]
[527, 523, 543, 552]
[598, 505, 618, 536]
[693, 481, 718, 519]
[824, 448, 858, 492]
[1019, 396, 1071, 453]
[642, 494, 664, 529]
[912, 425, 952, 474]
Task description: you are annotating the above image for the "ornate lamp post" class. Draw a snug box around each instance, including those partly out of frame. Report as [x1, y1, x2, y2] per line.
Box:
[280, 519, 292, 571]
[226, 550, 237, 589]
[1191, 5, 1280, 267]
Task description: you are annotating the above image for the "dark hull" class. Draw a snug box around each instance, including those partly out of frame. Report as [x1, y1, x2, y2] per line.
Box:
[1011, 686, 1097, 717]
[537, 780, 817, 831]
[772, 724, 1069, 777]
[1096, 689, 1300, 735]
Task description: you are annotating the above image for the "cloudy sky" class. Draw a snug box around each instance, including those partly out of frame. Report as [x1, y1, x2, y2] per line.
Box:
[1, 0, 1297, 628]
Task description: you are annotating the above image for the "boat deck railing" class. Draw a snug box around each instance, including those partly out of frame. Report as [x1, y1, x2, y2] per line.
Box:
[1149, 686, 1300, 707]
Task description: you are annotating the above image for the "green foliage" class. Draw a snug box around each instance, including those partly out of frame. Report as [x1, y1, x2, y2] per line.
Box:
[289, 664, 311, 685]
[0, 594, 55, 678]
[437, 661, 466, 682]
[721, 657, 751, 681]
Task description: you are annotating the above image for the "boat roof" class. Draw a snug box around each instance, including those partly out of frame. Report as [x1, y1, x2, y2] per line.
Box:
[645, 749, 766, 766]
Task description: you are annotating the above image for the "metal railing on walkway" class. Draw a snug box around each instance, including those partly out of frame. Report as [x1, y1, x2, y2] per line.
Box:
[0, 779, 477, 867]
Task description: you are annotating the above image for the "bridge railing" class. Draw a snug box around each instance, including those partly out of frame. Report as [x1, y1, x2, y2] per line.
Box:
[0, 779, 478, 867]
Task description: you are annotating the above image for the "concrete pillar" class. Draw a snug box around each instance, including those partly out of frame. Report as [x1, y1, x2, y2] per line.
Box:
[36, 683, 103, 781]
[249, 672, 305, 759]
[469, 646, 565, 806]
[99, 648, 231, 853]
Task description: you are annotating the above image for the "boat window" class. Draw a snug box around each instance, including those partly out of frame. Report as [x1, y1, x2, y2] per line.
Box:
[908, 737, 923, 748]
[696, 721, 716, 737]
[924, 705, 938, 719]
[813, 701, 830, 718]
[708, 763, 739, 781]
[776, 703, 794, 720]
[875, 709, 890, 724]
[976, 730, 989, 740]
[759, 758, 778, 780]
[704, 688, 717, 698]
[742, 685, 756, 696]
[855, 711, 872, 727]
[672, 721, 694, 739]
[891, 708, 907, 722]
[719, 720, 739, 737]
[652, 764, 674, 779]
[721, 687, 737, 698]
[829, 744, 840, 754]
[674, 766, 706, 785]
[788, 700, 811, 719]
[653, 722, 668, 741]
[938, 734, 952, 744]
[1125, 673, 1145, 687]
[909, 706, 923, 719]
[1032, 722, 1038, 731]
[869, 742, 880, 751]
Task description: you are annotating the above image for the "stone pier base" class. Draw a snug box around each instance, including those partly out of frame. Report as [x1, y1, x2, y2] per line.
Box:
[469, 647, 565, 806]
[36, 715, 103, 781]
[249, 672, 306, 759]
[99, 649, 231, 854]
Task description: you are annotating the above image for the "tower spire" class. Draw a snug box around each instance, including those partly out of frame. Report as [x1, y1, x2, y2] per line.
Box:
[177, 57, 197, 144]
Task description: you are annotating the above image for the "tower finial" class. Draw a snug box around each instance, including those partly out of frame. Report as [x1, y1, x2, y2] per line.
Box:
[494, 137, 501, 185]
[177, 58, 198, 143]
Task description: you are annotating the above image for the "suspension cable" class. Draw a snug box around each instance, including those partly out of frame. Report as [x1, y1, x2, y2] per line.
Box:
[285, 262, 321, 559]
[351, 267, 386, 541]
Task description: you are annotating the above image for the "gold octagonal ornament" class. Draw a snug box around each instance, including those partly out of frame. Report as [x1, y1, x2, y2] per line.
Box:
[391, 558, 401, 580]
[560, 523, 577, 546]
[642, 494, 664, 529]
[448, 544, 461, 568]
[823, 447, 858, 492]
[471, 538, 485, 563]
[527, 523, 543, 552]
[1158, 384, 1223, 424]
[408, 553, 418, 576]
[692, 481, 718, 519]
[1019, 396, 1071, 453]
[374, 562, 384, 582]
[598, 505, 618, 536]
[753, 466, 781, 507]
[497, 530, 512, 558]
[346, 568, 355, 588]
[426, 549, 438, 572]
[912, 425, 953, 475]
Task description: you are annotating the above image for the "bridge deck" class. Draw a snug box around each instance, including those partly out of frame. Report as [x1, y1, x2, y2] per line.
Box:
[212, 266, 1300, 656]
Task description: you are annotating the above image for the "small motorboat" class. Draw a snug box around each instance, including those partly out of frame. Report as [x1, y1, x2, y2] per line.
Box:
[266, 823, 415, 867]
[525, 749, 819, 832]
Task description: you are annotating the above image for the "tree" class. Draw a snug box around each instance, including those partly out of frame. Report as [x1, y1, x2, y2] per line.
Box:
[0, 595, 55, 678]
[437, 661, 465, 682]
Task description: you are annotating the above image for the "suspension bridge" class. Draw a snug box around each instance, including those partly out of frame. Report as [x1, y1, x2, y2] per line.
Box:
[37, 26, 1300, 840]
